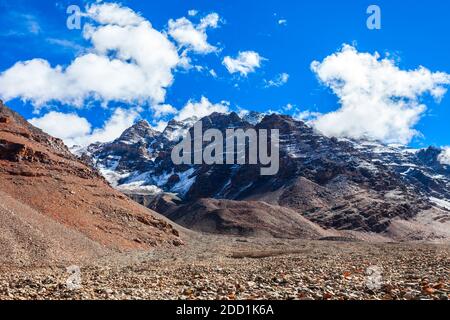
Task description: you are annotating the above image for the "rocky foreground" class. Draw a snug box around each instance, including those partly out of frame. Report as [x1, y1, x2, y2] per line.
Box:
[0, 236, 448, 300]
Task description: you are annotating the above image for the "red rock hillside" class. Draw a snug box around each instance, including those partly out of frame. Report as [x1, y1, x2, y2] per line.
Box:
[0, 101, 183, 266]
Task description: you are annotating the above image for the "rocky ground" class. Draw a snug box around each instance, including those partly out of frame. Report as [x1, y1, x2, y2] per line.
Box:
[0, 235, 448, 300]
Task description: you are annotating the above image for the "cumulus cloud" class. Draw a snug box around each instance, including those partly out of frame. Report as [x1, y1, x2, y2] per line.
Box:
[438, 147, 450, 165]
[293, 110, 322, 122]
[223, 51, 264, 77]
[175, 96, 230, 121]
[265, 73, 289, 87]
[29, 96, 230, 147]
[85, 2, 144, 26]
[30, 108, 140, 147]
[29, 112, 92, 140]
[84, 108, 140, 145]
[278, 19, 287, 26]
[152, 104, 177, 118]
[198, 13, 220, 29]
[311, 44, 450, 144]
[168, 13, 220, 54]
[0, 2, 180, 108]
[223, 51, 264, 76]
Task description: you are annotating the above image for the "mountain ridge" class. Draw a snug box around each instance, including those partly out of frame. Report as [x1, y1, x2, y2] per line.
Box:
[78, 109, 450, 241]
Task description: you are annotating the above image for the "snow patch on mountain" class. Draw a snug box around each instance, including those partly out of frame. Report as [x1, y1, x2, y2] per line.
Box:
[171, 168, 196, 196]
[163, 117, 198, 142]
[430, 197, 450, 210]
[117, 182, 163, 195]
[241, 111, 265, 125]
[99, 167, 130, 188]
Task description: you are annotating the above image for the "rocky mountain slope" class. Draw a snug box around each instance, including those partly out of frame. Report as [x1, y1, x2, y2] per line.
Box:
[164, 199, 335, 239]
[0, 101, 183, 266]
[79, 111, 450, 241]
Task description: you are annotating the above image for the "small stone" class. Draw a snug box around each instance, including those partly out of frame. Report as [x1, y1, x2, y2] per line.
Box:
[383, 284, 394, 293]
[183, 288, 194, 296]
[323, 292, 333, 300]
[104, 289, 113, 295]
[423, 287, 435, 295]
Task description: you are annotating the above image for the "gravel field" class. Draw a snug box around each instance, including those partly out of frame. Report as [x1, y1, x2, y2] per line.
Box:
[0, 235, 448, 300]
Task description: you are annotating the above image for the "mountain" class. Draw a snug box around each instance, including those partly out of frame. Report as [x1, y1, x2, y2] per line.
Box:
[80, 111, 450, 241]
[164, 198, 334, 239]
[0, 101, 183, 266]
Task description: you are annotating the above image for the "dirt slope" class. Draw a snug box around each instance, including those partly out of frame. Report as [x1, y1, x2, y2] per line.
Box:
[0, 101, 183, 265]
[166, 198, 334, 239]
[0, 190, 109, 266]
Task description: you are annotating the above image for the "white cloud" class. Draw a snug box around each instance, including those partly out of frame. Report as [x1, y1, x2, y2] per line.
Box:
[28, 96, 232, 146]
[2, 12, 41, 36]
[188, 10, 198, 17]
[168, 13, 220, 54]
[293, 110, 322, 122]
[237, 108, 250, 118]
[223, 51, 264, 76]
[84, 108, 140, 145]
[30, 108, 140, 147]
[152, 104, 177, 118]
[175, 96, 230, 121]
[209, 69, 218, 78]
[0, 3, 180, 108]
[283, 103, 294, 111]
[198, 13, 220, 29]
[29, 112, 92, 140]
[23, 14, 41, 34]
[265, 73, 289, 87]
[151, 120, 169, 132]
[46, 38, 84, 53]
[278, 19, 287, 26]
[85, 2, 144, 27]
[311, 44, 450, 144]
[438, 147, 450, 165]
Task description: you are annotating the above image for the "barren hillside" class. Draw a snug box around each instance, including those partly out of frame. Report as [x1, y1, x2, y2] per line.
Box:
[0, 101, 183, 266]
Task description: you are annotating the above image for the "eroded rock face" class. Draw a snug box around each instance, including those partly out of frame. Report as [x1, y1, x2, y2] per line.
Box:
[0, 139, 50, 163]
[0, 116, 10, 124]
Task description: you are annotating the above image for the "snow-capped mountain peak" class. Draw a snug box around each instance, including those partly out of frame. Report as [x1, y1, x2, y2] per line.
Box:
[163, 117, 199, 142]
[118, 119, 158, 145]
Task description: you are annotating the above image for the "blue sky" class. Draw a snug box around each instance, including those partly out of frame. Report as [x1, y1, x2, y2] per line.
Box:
[0, 0, 450, 148]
